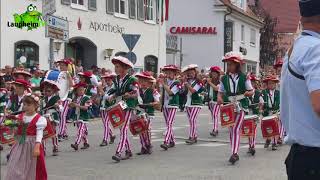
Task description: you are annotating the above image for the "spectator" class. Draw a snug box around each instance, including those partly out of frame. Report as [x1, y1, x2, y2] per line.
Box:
[3, 65, 13, 82]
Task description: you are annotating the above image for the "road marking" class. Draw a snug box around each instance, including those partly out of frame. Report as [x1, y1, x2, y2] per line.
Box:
[195, 143, 226, 147]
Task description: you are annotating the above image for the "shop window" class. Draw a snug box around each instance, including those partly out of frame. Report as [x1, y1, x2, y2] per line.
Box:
[14, 41, 39, 68]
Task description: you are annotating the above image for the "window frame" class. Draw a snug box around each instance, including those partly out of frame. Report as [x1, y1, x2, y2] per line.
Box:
[144, 0, 156, 24]
[241, 25, 245, 44]
[114, 0, 128, 19]
[250, 28, 256, 47]
[71, 0, 88, 11]
[129, 0, 136, 19]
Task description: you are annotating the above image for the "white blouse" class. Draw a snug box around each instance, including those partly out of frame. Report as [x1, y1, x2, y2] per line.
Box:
[23, 114, 47, 143]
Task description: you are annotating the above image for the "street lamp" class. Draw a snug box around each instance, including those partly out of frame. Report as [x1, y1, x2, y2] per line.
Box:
[104, 48, 114, 60]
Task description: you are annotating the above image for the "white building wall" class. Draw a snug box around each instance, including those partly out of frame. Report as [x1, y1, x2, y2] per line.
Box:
[1, 0, 166, 72]
[166, 0, 225, 70]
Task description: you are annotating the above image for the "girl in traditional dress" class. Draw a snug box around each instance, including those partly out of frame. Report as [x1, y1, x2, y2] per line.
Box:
[5, 94, 47, 180]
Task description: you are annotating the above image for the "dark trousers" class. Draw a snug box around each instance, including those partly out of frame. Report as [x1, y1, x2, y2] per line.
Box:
[286, 144, 320, 180]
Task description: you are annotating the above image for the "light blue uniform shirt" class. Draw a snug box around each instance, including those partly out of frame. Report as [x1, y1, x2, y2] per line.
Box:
[281, 30, 320, 147]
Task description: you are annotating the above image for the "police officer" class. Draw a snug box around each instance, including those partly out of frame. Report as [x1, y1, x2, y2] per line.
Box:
[281, 1, 320, 180]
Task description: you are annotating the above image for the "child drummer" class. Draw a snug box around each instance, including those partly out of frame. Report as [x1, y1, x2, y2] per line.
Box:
[106, 56, 138, 162]
[158, 65, 181, 151]
[70, 83, 92, 151]
[135, 71, 161, 155]
[40, 80, 62, 156]
[181, 64, 204, 145]
[206, 66, 223, 137]
[247, 74, 264, 156]
[217, 52, 254, 164]
[261, 75, 280, 151]
[99, 72, 117, 146]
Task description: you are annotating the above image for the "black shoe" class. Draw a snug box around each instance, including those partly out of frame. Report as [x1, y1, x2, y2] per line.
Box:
[277, 139, 283, 145]
[229, 154, 239, 165]
[71, 144, 79, 151]
[58, 135, 63, 142]
[81, 143, 90, 150]
[53, 148, 59, 156]
[146, 145, 153, 154]
[100, 141, 108, 147]
[121, 151, 133, 160]
[0, 145, 3, 151]
[169, 142, 175, 148]
[136, 148, 148, 155]
[6, 153, 10, 162]
[160, 143, 169, 150]
[247, 148, 256, 156]
[272, 143, 277, 151]
[186, 138, 197, 145]
[112, 153, 121, 162]
[210, 131, 218, 137]
[264, 139, 271, 148]
[63, 135, 69, 140]
[109, 135, 116, 144]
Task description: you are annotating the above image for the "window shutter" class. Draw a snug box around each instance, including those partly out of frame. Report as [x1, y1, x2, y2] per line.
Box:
[129, 0, 136, 19]
[106, 0, 114, 14]
[61, 0, 71, 5]
[88, 0, 97, 10]
[137, 0, 144, 20]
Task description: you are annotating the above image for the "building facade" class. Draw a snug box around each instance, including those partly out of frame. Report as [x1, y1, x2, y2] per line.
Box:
[1, 0, 167, 75]
[166, 0, 263, 74]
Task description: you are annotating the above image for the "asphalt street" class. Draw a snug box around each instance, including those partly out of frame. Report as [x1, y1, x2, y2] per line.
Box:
[0, 109, 289, 180]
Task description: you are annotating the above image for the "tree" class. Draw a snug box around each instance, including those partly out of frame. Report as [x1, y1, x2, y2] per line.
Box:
[249, 0, 283, 69]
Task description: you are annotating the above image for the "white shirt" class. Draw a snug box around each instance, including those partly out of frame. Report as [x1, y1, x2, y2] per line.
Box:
[23, 114, 47, 143]
[163, 79, 180, 107]
[267, 89, 275, 108]
[185, 79, 202, 107]
[6, 95, 25, 111]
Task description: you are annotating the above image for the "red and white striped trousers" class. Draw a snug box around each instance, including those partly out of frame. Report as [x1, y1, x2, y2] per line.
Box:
[228, 110, 245, 154]
[208, 103, 221, 132]
[100, 109, 114, 143]
[75, 121, 88, 145]
[116, 110, 133, 154]
[248, 124, 257, 148]
[139, 117, 152, 149]
[59, 100, 70, 136]
[186, 107, 202, 139]
[163, 107, 178, 144]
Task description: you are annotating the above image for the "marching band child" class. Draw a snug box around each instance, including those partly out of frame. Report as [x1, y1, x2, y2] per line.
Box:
[136, 71, 161, 155]
[6, 79, 30, 113]
[70, 83, 92, 151]
[40, 81, 61, 156]
[56, 59, 74, 141]
[262, 75, 280, 151]
[207, 66, 222, 137]
[158, 65, 181, 150]
[181, 64, 204, 145]
[247, 74, 264, 156]
[5, 94, 47, 180]
[99, 72, 116, 146]
[106, 56, 138, 162]
[217, 52, 254, 164]
[0, 73, 7, 151]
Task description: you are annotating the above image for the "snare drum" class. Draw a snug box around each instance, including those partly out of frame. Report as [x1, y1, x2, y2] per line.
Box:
[129, 114, 148, 136]
[43, 117, 56, 140]
[241, 115, 259, 137]
[220, 103, 236, 127]
[107, 101, 128, 128]
[0, 125, 15, 144]
[261, 115, 279, 138]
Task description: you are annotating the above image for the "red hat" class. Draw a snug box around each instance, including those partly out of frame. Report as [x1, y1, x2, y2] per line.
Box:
[249, 74, 260, 81]
[78, 71, 93, 78]
[222, 51, 244, 64]
[274, 58, 283, 68]
[111, 56, 134, 68]
[263, 75, 279, 83]
[101, 72, 116, 79]
[136, 71, 156, 82]
[209, 66, 222, 73]
[162, 64, 180, 72]
[73, 82, 87, 89]
[13, 70, 32, 77]
[13, 79, 31, 88]
[56, 58, 73, 65]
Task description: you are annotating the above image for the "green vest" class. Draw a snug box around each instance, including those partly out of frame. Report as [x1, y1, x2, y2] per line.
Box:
[41, 95, 60, 122]
[249, 90, 261, 115]
[0, 95, 6, 114]
[140, 88, 155, 116]
[77, 95, 91, 121]
[162, 80, 180, 107]
[9, 95, 23, 112]
[85, 85, 95, 97]
[262, 89, 280, 117]
[112, 75, 139, 109]
[221, 73, 249, 110]
[189, 80, 204, 106]
[207, 83, 218, 102]
[101, 86, 115, 109]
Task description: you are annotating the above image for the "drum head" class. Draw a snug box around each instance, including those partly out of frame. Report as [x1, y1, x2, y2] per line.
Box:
[244, 115, 259, 120]
[57, 72, 70, 101]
